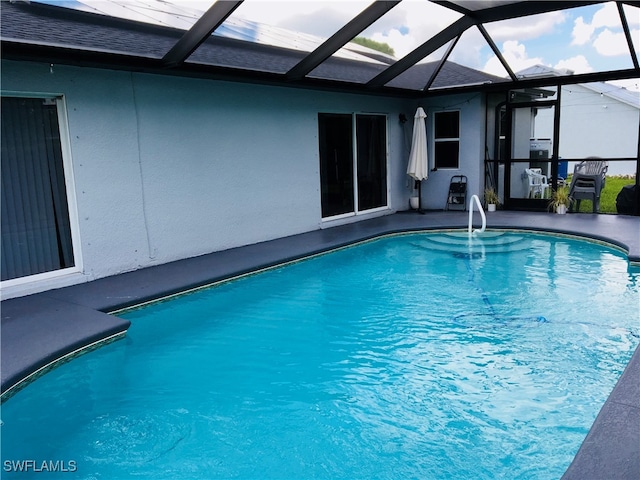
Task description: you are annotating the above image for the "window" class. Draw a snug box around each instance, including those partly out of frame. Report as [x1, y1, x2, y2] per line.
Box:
[318, 113, 387, 219]
[434, 110, 460, 169]
[1, 96, 79, 283]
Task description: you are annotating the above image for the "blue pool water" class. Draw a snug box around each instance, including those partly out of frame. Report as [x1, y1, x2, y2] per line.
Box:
[2, 231, 639, 479]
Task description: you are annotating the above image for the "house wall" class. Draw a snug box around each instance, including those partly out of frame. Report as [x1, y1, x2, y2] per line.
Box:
[535, 84, 639, 175]
[410, 94, 486, 210]
[1, 60, 485, 298]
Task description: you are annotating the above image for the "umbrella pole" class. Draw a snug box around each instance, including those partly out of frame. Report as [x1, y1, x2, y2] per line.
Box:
[418, 180, 425, 214]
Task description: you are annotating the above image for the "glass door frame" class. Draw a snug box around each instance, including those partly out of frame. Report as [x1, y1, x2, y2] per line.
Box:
[318, 112, 389, 221]
[503, 90, 562, 211]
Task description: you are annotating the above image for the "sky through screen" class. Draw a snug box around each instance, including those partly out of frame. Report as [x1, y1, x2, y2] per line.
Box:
[34, 1, 640, 91]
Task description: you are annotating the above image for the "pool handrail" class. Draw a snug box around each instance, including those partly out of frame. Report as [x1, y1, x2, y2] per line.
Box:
[468, 194, 486, 236]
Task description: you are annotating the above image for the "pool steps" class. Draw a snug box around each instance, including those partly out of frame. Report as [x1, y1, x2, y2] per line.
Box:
[413, 232, 529, 255]
[409, 230, 548, 326]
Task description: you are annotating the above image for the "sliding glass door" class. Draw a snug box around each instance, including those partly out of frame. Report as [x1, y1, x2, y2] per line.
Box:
[318, 113, 387, 219]
[1, 96, 76, 281]
[318, 113, 354, 218]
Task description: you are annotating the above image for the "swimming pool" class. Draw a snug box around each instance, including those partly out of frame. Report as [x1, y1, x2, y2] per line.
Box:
[2, 231, 638, 479]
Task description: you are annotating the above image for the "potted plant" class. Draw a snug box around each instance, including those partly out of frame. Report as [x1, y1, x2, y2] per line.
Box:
[484, 187, 500, 212]
[549, 187, 572, 214]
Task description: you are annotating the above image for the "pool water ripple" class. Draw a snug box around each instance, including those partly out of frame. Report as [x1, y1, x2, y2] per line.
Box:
[1, 232, 638, 479]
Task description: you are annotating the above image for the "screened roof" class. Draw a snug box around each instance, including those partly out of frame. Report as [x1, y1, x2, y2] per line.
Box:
[2, 1, 639, 97]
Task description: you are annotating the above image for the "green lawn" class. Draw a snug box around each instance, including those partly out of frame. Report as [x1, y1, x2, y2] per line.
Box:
[568, 175, 636, 214]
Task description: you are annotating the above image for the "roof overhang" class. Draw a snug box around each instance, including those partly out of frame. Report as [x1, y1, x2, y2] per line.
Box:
[2, 0, 639, 99]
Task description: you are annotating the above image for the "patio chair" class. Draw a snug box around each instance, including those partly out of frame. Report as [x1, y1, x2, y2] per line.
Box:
[568, 159, 608, 212]
[525, 168, 550, 199]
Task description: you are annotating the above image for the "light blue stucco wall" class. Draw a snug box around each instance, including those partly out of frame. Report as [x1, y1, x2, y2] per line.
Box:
[1, 60, 484, 295]
[409, 94, 486, 210]
[534, 84, 639, 175]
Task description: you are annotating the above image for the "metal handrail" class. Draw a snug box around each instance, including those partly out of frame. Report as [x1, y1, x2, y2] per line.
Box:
[468, 194, 486, 236]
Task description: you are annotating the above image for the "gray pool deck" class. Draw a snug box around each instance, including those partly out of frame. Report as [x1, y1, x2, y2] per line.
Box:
[2, 210, 639, 479]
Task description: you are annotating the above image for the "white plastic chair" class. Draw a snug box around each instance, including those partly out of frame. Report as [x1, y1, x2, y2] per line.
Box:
[525, 168, 550, 199]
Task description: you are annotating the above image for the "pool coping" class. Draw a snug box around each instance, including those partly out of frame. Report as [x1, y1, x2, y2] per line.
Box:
[2, 210, 639, 478]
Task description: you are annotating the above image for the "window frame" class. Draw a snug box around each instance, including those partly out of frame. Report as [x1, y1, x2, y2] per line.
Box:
[0, 92, 83, 296]
[433, 110, 461, 170]
[319, 112, 389, 221]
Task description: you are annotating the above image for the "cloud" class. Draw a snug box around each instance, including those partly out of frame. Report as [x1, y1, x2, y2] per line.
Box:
[234, 1, 367, 38]
[570, 2, 637, 53]
[238, 1, 460, 60]
[232, 0, 639, 75]
[447, 27, 485, 69]
[571, 17, 594, 45]
[554, 55, 593, 74]
[366, 7, 421, 59]
[484, 11, 566, 42]
[623, 4, 640, 28]
[591, 2, 622, 28]
[278, 7, 358, 37]
[631, 27, 640, 51]
[593, 28, 640, 56]
[365, 2, 461, 59]
[483, 40, 546, 76]
[369, 28, 416, 59]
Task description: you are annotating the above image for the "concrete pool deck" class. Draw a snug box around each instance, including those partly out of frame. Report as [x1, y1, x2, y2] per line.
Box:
[2, 210, 639, 478]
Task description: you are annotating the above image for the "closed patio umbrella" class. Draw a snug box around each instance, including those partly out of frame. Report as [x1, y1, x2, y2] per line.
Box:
[407, 107, 428, 212]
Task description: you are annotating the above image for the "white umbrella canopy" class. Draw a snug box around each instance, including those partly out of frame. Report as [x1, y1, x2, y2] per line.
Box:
[407, 107, 428, 210]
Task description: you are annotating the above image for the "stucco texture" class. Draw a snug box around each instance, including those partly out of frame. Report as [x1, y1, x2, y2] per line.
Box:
[3, 60, 454, 291]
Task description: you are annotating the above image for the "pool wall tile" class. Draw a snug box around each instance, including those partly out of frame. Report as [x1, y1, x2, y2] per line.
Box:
[1, 296, 130, 399]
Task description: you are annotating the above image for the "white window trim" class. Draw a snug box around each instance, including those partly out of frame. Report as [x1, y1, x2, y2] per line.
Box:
[0, 94, 84, 299]
[433, 110, 461, 170]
